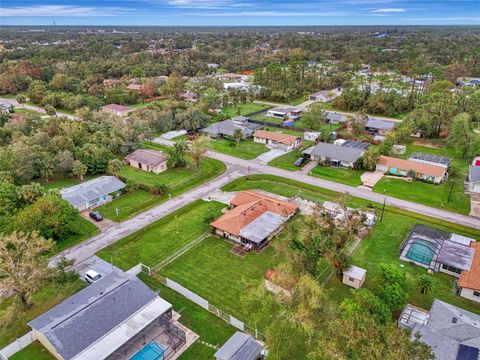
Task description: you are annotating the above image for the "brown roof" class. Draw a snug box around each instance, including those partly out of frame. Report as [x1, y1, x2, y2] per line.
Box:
[253, 130, 300, 146]
[127, 84, 142, 91]
[125, 149, 167, 167]
[210, 190, 298, 236]
[458, 242, 480, 291]
[377, 156, 446, 178]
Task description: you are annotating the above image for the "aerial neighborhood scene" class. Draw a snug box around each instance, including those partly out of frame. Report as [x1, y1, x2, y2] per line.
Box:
[1, 1, 480, 359]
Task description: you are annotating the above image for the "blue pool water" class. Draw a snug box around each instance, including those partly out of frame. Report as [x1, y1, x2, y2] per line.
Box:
[406, 239, 437, 265]
[130, 342, 165, 360]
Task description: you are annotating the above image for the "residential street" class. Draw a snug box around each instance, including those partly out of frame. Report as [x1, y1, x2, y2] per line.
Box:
[0, 97, 78, 120]
[50, 164, 246, 269]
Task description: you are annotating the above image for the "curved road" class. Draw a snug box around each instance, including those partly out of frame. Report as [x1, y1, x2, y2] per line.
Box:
[0, 97, 78, 120]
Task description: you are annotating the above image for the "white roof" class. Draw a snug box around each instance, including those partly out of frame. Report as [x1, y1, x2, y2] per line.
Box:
[450, 234, 475, 247]
[72, 297, 172, 360]
[240, 211, 286, 244]
[343, 265, 366, 280]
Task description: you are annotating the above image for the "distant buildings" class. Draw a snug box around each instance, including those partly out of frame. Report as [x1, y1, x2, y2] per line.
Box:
[101, 104, 134, 117]
[266, 106, 303, 120]
[304, 142, 365, 168]
[253, 130, 301, 151]
[201, 116, 262, 139]
[365, 117, 396, 135]
[309, 88, 342, 102]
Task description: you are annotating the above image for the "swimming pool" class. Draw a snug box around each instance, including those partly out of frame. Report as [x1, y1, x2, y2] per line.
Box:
[130, 342, 165, 360]
[405, 239, 438, 265]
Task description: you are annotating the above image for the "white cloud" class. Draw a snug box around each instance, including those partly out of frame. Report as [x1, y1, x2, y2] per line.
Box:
[371, 8, 406, 12]
[183, 10, 353, 17]
[0, 5, 131, 17]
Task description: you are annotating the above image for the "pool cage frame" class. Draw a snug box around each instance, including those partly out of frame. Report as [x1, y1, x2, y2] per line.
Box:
[400, 231, 444, 271]
[108, 310, 186, 360]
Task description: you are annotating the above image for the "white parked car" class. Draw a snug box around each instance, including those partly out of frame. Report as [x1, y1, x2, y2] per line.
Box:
[85, 270, 103, 284]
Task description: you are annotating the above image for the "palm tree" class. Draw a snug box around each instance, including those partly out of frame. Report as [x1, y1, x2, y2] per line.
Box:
[233, 128, 243, 146]
[417, 274, 434, 295]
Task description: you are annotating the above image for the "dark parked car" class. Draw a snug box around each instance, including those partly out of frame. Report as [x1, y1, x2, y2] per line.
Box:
[89, 211, 103, 222]
[294, 157, 307, 166]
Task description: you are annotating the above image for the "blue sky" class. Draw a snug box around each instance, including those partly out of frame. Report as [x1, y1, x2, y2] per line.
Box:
[1, 0, 479, 26]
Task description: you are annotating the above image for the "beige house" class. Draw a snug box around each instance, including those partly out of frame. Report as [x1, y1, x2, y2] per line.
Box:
[125, 149, 168, 174]
[253, 130, 301, 151]
[342, 265, 366, 289]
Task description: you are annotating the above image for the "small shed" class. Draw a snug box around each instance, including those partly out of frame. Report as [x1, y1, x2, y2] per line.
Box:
[342, 265, 366, 289]
[214, 331, 263, 360]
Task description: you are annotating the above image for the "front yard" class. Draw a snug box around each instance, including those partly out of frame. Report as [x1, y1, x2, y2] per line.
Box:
[211, 138, 268, 160]
[309, 166, 364, 187]
[97, 200, 225, 270]
[220, 102, 269, 118]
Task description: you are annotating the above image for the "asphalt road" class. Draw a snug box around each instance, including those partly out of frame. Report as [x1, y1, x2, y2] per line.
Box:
[0, 97, 78, 120]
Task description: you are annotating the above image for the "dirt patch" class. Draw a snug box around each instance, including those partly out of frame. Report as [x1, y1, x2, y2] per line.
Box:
[412, 140, 445, 149]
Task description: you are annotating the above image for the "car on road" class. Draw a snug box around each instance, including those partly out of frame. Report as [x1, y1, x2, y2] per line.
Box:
[294, 157, 307, 166]
[85, 270, 103, 284]
[89, 211, 103, 222]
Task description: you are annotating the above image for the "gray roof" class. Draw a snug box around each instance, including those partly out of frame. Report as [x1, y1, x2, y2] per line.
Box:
[343, 265, 366, 280]
[201, 118, 262, 138]
[28, 271, 161, 360]
[308, 142, 364, 163]
[406, 300, 480, 360]
[342, 140, 370, 150]
[125, 149, 167, 167]
[215, 332, 263, 360]
[325, 112, 347, 123]
[60, 176, 126, 208]
[366, 117, 396, 131]
[437, 240, 475, 271]
[240, 211, 286, 244]
[470, 166, 480, 183]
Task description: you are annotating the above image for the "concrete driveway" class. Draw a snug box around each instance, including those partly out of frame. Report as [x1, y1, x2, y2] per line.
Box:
[256, 149, 287, 163]
[80, 211, 117, 232]
[360, 171, 384, 189]
[76, 255, 119, 282]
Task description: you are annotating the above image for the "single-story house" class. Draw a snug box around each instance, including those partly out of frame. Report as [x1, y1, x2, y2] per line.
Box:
[253, 130, 301, 151]
[376, 156, 447, 183]
[304, 131, 321, 141]
[101, 104, 134, 117]
[457, 241, 480, 302]
[28, 271, 187, 360]
[215, 73, 244, 82]
[365, 117, 396, 135]
[215, 332, 263, 360]
[399, 299, 480, 360]
[201, 116, 262, 139]
[180, 91, 198, 103]
[304, 142, 365, 168]
[342, 265, 366, 289]
[267, 106, 303, 120]
[60, 176, 126, 211]
[409, 152, 450, 169]
[125, 149, 168, 174]
[325, 111, 347, 124]
[126, 83, 142, 92]
[309, 88, 342, 102]
[210, 190, 298, 250]
[0, 101, 13, 113]
[400, 224, 475, 279]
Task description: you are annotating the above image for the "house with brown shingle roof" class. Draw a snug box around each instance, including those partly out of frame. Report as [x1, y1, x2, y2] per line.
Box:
[376, 156, 447, 184]
[253, 130, 301, 151]
[125, 149, 168, 174]
[210, 191, 298, 250]
[458, 242, 480, 303]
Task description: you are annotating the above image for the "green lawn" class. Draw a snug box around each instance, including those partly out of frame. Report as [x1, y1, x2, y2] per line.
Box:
[54, 216, 99, 254]
[13, 108, 44, 116]
[0, 280, 86, 348]
[140, 275, 236, 360]
[220, 102, 269, 118]
[268, 148, 305, 171]
[96, 157, 225, 221]
[251, 113, 341, 132]
[36, 175, 98, 190]
[9, 341, 55, 360]
[97, 200, 225, 270]
[211, 138, 268, 160]
[373, 140, 471, 215]
[221, 174, 480, 314]
[264, 126, 305, 137]
[160, 236, 280, 322]
[310, 166, 364, 187]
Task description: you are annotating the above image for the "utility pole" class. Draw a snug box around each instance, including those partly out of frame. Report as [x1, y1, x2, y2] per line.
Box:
[447, 179, 455, 204]
[380, 196, 386, 221]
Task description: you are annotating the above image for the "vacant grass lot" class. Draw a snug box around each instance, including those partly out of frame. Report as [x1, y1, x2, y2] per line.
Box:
[97, 200, 225, 270]
[54, 216, 99, 254]
[268, 148, 304, 171]
[160, 236, 280, 322]
[222, 174, 480, 314]
[0, 280, 86, 348]
[220, 102, 269, 118]
[251, 113, 341, 132]
[310, 166, 364, 187]
[374, 140, 470, 215]
[9, 341, 55, 360]
[211, 138, 268, 160]
[96, 157, 225, 221]
[140, 275, 236, 360]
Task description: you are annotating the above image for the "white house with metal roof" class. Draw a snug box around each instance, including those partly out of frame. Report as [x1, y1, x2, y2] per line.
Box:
[28, 271, 187, 360]
[60, 176, 126, 211]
